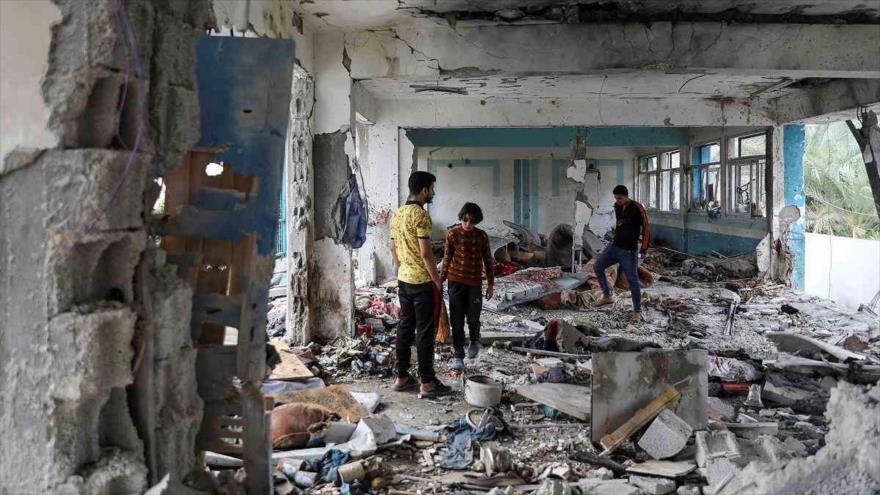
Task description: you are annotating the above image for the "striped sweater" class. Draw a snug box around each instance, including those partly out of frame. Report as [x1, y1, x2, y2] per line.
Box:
[440, 226, 494, 287]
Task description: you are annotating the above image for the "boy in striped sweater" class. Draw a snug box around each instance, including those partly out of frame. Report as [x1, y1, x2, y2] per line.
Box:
[440, 203, 495, 373]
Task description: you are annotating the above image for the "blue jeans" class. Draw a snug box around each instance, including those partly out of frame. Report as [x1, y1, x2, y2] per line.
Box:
[594, 246, 641, 313]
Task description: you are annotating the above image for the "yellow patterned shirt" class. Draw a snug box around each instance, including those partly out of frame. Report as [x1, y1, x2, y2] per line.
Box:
[390, 202, 433, 284]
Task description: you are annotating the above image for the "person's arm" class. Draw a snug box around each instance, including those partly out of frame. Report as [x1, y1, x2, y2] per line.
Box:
[390, 238, 400, 270]
[637, 202, 651, 254]
[416, 211, 442, 289]
[481, 232, 495, 299]
[440, 230, 455, 282]
[419, 238, 442, 289]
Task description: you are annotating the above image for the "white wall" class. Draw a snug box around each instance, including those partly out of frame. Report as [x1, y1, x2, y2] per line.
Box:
[413, 147, 638, 240]
[0, 0, 61, 174]
[805, 233, 880, 310]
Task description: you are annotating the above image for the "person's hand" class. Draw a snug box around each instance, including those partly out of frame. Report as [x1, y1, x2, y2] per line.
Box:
[485, 285, 494, 300]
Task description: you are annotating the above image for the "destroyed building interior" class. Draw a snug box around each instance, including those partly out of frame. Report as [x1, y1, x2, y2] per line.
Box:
[2, 0, 880, 494]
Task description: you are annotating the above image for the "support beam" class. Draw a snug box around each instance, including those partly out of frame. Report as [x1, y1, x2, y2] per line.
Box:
[348, 23, 880, 81]
[783, 125, 806, 291]
[774, 79, 880, 124]
[376, 95, 775, 128]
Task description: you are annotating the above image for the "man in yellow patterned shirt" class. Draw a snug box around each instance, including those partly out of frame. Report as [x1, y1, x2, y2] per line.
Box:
[390, 171, 451, 398]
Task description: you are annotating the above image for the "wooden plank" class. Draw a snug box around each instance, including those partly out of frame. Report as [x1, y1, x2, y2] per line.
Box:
[276, 384, 366, 423]
[241, 383, 271, 495]
[195, 346, 238, 401]
[269, 342, 314, 380]
[626, 460, 696, 478]
[599, 386, 680, 455]
[513, 383, 591, 421]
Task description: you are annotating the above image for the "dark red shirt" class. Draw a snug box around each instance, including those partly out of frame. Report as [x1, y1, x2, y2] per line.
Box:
[440, 227, 495, 287]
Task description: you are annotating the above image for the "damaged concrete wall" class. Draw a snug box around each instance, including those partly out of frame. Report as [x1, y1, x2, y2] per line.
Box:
[0, 0, 61, 174]
[414, 146, 638, 239]
[355, 123, 399, 286]
[0, 0, 211, 491]
[310, 131, 355, 341]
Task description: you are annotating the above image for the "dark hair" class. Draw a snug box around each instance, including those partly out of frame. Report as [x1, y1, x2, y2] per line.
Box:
[408, 171, 436, 196]
[612, 185, 629, 196]
[458, 202, 484, 224]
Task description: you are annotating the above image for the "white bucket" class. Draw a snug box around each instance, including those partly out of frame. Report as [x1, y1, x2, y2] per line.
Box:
[464, 375, 502, 408]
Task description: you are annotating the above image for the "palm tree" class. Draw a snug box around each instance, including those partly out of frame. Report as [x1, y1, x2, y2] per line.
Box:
[804, 122, 880, 240]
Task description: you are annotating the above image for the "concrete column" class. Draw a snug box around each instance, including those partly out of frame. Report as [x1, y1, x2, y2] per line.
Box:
[783, 124, 807, 290]
[285, 65, 315, 344]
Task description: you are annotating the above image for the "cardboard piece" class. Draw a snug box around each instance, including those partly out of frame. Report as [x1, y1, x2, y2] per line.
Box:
[514, 383, 591, 421]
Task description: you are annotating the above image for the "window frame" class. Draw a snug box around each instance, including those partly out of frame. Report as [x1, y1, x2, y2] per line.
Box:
[689, 141, 722, 213]
[725, 131, 769, 218]
[637, 148, 682, 213]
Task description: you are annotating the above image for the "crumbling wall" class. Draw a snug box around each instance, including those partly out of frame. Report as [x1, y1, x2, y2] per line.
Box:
[0, 0, 211, 491]
[286, 65, 316, 345]
[735, 383, 880, 495]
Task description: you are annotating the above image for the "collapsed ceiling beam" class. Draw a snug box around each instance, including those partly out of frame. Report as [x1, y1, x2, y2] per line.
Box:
[773, 79, 880, 124]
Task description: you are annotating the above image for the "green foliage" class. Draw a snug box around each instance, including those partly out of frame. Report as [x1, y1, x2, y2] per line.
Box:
[804, 122, 880, 240]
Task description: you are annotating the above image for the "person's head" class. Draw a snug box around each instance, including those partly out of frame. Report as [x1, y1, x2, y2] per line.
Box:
[612, 185, 630, 206]
[408, 171, 437, 204]
[457, 202, 484, 231]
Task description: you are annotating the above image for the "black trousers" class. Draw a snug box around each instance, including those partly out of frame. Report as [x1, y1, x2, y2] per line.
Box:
[397, 281, 439, 383]
[448, 281, 483, 359]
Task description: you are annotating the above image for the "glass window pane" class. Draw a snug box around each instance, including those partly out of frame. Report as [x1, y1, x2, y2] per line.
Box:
[672, 171, 680, 210]
[703, 165, 720, 209]
[660, 170, 672, 211]
[739, 134, 766, 157]
[735, 164, 751, 214]
[670, 151, 680, 169]
[639, 174, 651, 204]
[708, 144, 720, 163]
[644, 156, 657, 171]
[660, 153, 668, 170]
[649, 174, 657, 209]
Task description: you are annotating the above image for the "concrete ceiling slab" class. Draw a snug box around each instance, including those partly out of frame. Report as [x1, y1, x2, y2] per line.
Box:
[298, 0, 880, 30]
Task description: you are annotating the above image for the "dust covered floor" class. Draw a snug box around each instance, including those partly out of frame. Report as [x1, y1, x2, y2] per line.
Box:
[247, 250, 880, 495]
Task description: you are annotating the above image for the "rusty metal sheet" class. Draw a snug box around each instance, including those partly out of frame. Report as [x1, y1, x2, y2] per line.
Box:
[591, 350, 707, 442]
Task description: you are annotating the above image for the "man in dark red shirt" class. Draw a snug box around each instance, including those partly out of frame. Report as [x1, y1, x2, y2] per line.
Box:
[440, 203, 494, 372]
[594, 185, 650, 324]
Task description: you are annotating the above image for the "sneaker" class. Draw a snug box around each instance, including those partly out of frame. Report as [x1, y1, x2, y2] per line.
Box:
[419, 380, 453, 399]
[450, 358, 465, 373]
[629, 313, 642, 325]
[466, 341, 481, 359]
[595, 296, 614, 307]
[392, 375, 418, 392]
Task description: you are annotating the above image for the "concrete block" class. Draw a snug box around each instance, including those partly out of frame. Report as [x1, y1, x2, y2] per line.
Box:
[44, 149, 150, 233]
[707, 397, 736, 421]
[576, 479, 643, 495]
[49, 308, 140, 477]
[153, 13, 201, 89]
[630, 475, 677, 495]
[150, 83, 200, 176]
[695, 430, 741, 468]
[638, 409, 694, 459]
[592, 350, 708, 443]
[676, 485, 702, 495]
[47, 230, 146, 316]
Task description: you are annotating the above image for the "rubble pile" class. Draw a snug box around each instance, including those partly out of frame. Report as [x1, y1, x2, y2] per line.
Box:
[236, 240, 880, 495]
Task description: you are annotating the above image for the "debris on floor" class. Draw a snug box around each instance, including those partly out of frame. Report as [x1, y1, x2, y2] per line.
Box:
[237, 246, 880, 494]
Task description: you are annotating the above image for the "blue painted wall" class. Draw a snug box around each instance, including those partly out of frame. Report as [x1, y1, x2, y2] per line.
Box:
[408, 127, 689, 148]
[784, 124, 806, 290]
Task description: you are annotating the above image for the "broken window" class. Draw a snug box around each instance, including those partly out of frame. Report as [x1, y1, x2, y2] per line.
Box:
[691, 143, 721, 211]
[727, 133, 767, 217]
[728, 133, 766, 159]
[639, 150, 680, 212]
